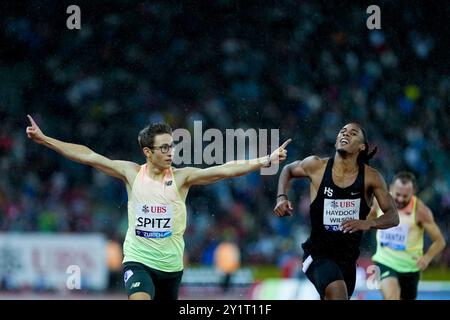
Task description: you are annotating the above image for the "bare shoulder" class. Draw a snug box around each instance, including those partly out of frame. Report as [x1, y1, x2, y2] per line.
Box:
[364, 165, 386, 186]
[118, 161, 141, 185]
[172, 166, 197, 182]
[287, 155, 327, 179]
[118, 160, 141, 173]
[173, 166, 209, 189]
[301, 155, 327, 172]
[415, 198, 434, 223]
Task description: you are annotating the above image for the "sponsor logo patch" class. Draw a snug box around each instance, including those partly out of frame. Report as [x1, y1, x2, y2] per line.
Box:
[124, 270, 133, 284]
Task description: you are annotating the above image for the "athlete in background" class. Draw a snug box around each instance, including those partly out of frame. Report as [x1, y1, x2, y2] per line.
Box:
[371, 171, 446, 300]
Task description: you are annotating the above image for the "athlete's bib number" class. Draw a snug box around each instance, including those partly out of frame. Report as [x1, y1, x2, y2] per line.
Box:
[379, 224, 409, 250]
[323, 199, 360, 232]
[135, 203, 173, 238]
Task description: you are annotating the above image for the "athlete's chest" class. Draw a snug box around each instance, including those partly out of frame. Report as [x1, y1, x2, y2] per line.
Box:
[133, 178, 179, 203]
[331, 171, 359, 189]
[398, 210, 416, 227]
[317, 172, 366, 232]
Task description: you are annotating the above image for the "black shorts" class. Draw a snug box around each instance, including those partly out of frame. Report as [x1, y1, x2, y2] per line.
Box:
[302, 255, 356, 299]
[375, 262, 420, 300]
[123, 261, 183, 300]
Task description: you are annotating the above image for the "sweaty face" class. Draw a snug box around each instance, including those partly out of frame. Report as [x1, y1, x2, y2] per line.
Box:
[147, 133, 174, 169]
[335, 123, 366, 155]
[390, 180, 414, 209]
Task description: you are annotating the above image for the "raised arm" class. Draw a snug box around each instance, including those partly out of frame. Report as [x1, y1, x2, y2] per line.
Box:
[415, 201, 446, 271]
[177, 139, 291, 187]
[26, 115, 139, 184]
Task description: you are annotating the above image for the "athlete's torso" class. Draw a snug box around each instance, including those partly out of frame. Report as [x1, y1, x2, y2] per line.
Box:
[372, 196, 424, 272]
[302, 157, 371, 262]
[122, 165, 187, 272]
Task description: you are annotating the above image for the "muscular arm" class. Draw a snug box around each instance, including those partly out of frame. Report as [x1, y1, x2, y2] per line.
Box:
[274, 156, 321, 217]
[366, 197, 379, 221]
[179, 139, 291, 187]
[276, 159, 310, 196]
[342, 168, 399, 233]
[416, 201, 446, 270]
[26, 115, 139, 185]
[369, 169, 399, 229]
[180, 157, 270, 186]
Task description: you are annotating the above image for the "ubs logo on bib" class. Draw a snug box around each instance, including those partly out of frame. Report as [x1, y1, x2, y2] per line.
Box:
[141, 205, 168, 214]
[323, 199, 361, 232]
[135, 203, 174, 238]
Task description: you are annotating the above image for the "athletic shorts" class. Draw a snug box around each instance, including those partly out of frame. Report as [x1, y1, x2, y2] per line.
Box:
[375, 262, 420, 300]
[302, 255, 356, 299]
[123, 261, 183, 300]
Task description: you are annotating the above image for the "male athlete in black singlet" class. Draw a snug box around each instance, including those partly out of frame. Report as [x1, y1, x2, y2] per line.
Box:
[274, 123, 399, 300]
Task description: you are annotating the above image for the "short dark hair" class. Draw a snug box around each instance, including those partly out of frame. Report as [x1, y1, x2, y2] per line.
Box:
[350, 122, 378, 165]
[392, 171, 417, 190]
[138, 123, 173, 149]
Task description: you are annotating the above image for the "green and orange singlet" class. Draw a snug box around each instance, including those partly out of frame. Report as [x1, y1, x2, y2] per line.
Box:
[372, 196, 424, 273]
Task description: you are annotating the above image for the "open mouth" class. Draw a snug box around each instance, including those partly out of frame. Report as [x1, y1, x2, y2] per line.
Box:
[340, 138, 349, 145]
[396, 201, 407, 208]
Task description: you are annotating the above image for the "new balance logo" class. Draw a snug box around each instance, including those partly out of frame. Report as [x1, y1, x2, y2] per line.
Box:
[324, 187, 333, 197]
[131, 282, 141, 289]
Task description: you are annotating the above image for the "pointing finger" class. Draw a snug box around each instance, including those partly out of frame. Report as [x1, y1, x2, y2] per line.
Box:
[27, 114, 37, 127]
[280, 138, 292, 149]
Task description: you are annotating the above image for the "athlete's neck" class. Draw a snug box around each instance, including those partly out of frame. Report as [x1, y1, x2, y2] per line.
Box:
[146, 162, 167, 181]
[333, 152, 358, 175]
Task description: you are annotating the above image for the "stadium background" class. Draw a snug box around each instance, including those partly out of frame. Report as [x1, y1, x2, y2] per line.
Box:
[0, 1, 449, 299]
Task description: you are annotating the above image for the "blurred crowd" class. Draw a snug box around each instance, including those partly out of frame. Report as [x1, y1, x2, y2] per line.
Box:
[0, 0, 449, 277]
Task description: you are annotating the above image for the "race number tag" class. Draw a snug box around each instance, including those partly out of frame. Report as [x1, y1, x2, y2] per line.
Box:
[323, 199, 360, 232]
[135, 204, 173, 238]
[379, 224, 409, 250]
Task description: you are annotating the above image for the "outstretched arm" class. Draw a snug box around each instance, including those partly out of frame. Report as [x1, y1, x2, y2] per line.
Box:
[26, 115, 139, 184]
[178, 139, 291, 187]
[341, 168, 399, 233]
